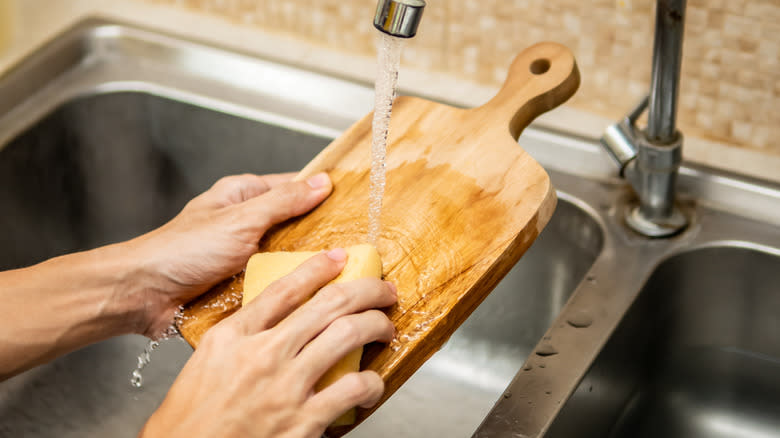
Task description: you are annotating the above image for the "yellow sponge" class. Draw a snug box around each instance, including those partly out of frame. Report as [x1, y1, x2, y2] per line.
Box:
[243, 244, 383, 426]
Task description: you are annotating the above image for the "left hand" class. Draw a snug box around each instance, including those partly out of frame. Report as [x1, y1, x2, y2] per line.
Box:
[127, 172, 333, 338]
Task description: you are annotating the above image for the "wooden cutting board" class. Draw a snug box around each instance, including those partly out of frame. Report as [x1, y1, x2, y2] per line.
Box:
[178, 42, 579, 436]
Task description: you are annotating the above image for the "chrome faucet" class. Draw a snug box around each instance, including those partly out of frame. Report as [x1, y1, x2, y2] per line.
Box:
[601, 0, 688, 237]
[373, 0, 426, 38]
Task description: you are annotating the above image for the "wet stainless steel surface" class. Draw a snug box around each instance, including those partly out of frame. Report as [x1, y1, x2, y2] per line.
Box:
[0, 19, 778, 438]
[0, 20, 600, 437]
[546, 245, 780, 438]
[0, 91, 600, 437]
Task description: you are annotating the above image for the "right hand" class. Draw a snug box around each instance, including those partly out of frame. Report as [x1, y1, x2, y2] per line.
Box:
[141, 248, 397, 438]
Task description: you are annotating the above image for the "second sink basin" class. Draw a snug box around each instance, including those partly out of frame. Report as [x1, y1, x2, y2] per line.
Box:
[547, 246, 780, 438]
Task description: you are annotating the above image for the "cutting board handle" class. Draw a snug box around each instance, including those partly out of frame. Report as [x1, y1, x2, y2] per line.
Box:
[472, 42, 580, 139]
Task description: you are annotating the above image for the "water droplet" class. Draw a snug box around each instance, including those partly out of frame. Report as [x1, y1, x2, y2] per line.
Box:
[503, 391, 512, 399]
[130, 370, 143, 388]
[566, 311, 593, 328]
[586, 274, 597, 283]
[538, 364, 546, 368]
[535, 344, 558, 357]
[523, 364, 533, 371]
[129, 339, 161, 389]
[545, 391, 552, 395]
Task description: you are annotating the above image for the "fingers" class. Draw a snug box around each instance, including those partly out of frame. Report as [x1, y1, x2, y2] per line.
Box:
[235, 249, 347, 334]
[274, 279, 397, 354]
[242, 173, 332, 232]
[192, 173, 297, 208]
[255, 172, 298, 190]
[294, 310, 394, 388]
[305, 371, 384, 424]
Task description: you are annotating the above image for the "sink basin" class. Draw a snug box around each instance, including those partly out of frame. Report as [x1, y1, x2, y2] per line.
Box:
[546, 246, 780, 438]
[0, 92, 332, 268]
[0, 89, 602, 437]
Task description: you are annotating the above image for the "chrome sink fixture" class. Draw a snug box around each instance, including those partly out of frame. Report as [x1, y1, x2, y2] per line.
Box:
[373, 0, 426, 38]
[600, 0, 687, 237]
[0, 19, 778, 438]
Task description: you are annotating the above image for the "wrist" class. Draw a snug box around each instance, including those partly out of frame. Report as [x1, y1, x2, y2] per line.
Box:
[76, 242, 157, 337]
[114, 236, 180, 338]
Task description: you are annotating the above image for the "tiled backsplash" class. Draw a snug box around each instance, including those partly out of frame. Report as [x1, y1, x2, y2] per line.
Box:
[145, 0, 779, 156]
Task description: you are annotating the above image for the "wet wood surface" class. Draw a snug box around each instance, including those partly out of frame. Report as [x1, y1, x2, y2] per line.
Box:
[178, 42, 579, 436]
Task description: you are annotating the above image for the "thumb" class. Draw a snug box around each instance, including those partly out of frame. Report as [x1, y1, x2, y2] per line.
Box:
[242, 172, 332, 231]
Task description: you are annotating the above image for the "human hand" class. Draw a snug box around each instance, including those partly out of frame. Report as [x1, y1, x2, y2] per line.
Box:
[127, 172, 333, 338]
[141, 249, 397, 438]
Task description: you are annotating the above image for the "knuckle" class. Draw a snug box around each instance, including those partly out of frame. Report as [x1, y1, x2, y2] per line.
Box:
[372, 310, 395, 336]
[362, 278, 388, 297]
[201, 322, 239, 348]
[345, 372, 382, 403]
[319, 284, 353, 310]
[275, 283, 304, 309]
[237, 333, 287, 372]
[343, 373, 370, 400]
[224, 204, 246, 224]
[312, 251, 337, 271]
[330, 317, 362, 345]
[305, 418, 330, 437]
[301, 253, 341, 282]
[240, 346, 276, 374]
[215, 175, 240, 190]
[377, 278, 396, 297]
[267, 276, 305, 304]
[182, 197, 200, 211]
[259, 330, 286, 352]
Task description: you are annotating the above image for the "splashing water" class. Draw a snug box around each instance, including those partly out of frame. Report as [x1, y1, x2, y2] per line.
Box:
[130, 339, 159, 388]
[129, 307, 184, 389]
[368, 32, 404, 246]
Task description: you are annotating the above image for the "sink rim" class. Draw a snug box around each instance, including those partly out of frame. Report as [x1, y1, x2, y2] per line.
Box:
[477, 206, 780, 437]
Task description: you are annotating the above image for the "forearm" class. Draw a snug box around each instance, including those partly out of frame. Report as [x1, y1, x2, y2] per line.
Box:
[0, 242, 155, 379]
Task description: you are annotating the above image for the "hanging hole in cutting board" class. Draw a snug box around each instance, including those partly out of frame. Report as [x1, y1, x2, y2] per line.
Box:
[530, 58, 551, 75]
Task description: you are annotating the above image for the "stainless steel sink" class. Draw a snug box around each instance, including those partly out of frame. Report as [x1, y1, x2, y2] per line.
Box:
[360, 198, 601, 437]
[0, 21, 602, 437]
[1, 18, 778, 438]
[545, 245, 780, 438]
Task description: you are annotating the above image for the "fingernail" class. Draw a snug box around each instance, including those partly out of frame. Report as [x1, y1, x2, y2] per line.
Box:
[306, 172, 331, 189]
[326, 248, 347, 262]
[384, 281, 397, 297]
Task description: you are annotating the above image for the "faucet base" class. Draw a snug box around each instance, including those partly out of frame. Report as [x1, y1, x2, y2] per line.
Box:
[625, 204, 687, 237]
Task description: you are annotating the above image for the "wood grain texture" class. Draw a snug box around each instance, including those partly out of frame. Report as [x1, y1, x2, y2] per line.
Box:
[178, 42, 579, 436]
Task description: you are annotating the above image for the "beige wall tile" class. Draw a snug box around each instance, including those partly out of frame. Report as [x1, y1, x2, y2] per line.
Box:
[142, 0, 780, 157]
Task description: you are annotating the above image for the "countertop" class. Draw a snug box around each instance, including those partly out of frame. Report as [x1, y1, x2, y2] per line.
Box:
[1, 0, 778, 183]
